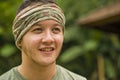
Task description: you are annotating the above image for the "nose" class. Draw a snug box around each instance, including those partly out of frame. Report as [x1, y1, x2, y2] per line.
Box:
[42, 31, 54, 45]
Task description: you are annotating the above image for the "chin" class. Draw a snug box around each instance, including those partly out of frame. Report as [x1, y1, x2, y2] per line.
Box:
[39, 61, 56, 67]
[37, 58, 56, 67]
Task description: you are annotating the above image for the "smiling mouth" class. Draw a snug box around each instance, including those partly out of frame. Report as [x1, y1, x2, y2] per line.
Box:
[40, 47, 55, 52]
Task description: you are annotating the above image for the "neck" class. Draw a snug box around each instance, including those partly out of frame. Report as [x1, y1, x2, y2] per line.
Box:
[18, 61, 56, 80]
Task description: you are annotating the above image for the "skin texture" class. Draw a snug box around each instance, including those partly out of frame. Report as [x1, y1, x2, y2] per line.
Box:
[18, 20, 64, 80]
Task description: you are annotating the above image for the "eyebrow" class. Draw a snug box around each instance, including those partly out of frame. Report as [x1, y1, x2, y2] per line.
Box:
[34, 23, 42, 27]
[32, 23, 64, 31]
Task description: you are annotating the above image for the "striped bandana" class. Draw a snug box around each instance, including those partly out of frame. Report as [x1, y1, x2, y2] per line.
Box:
[12, 3, 65, 49]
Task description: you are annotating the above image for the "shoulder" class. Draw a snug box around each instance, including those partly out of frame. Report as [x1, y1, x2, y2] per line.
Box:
[0, 69, 13, 80]
[0, 67, 17, 80]
[57, 65, 87, 80]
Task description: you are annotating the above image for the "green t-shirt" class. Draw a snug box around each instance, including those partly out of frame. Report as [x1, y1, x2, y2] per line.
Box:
[0, 65, 86, 80]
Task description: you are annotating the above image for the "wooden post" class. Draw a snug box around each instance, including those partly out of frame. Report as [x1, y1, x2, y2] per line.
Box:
[97, 53, 105, 80]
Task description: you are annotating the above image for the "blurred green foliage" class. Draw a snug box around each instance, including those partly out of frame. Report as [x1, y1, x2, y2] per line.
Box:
[0, 0, 120, 80]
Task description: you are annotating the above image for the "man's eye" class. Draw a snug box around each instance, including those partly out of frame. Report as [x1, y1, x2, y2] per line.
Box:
[52, 28, 61, 33]
[32, 28, 43, 33]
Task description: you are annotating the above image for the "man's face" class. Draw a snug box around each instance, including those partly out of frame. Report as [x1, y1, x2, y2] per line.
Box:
[19, 20, 64, 66]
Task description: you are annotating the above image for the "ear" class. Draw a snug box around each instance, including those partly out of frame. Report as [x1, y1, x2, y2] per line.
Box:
[17, 41, 22, 48]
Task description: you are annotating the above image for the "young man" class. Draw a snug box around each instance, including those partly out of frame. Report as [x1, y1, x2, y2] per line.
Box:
[0, 0, 86, 80]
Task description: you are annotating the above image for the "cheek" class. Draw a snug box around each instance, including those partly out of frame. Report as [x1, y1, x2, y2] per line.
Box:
[22, 35, 41, 48]
[30, 37, 40, 43]
[55, 35, 64, 46]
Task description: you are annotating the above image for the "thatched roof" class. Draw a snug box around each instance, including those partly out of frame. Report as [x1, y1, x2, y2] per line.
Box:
[78, 2, 120, 34]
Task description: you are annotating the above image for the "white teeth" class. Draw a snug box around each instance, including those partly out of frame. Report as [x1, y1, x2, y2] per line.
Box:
[41, 48, 53, 51]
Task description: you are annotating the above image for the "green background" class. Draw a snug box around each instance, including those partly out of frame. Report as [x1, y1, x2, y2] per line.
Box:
[0, 0, 120, 80]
